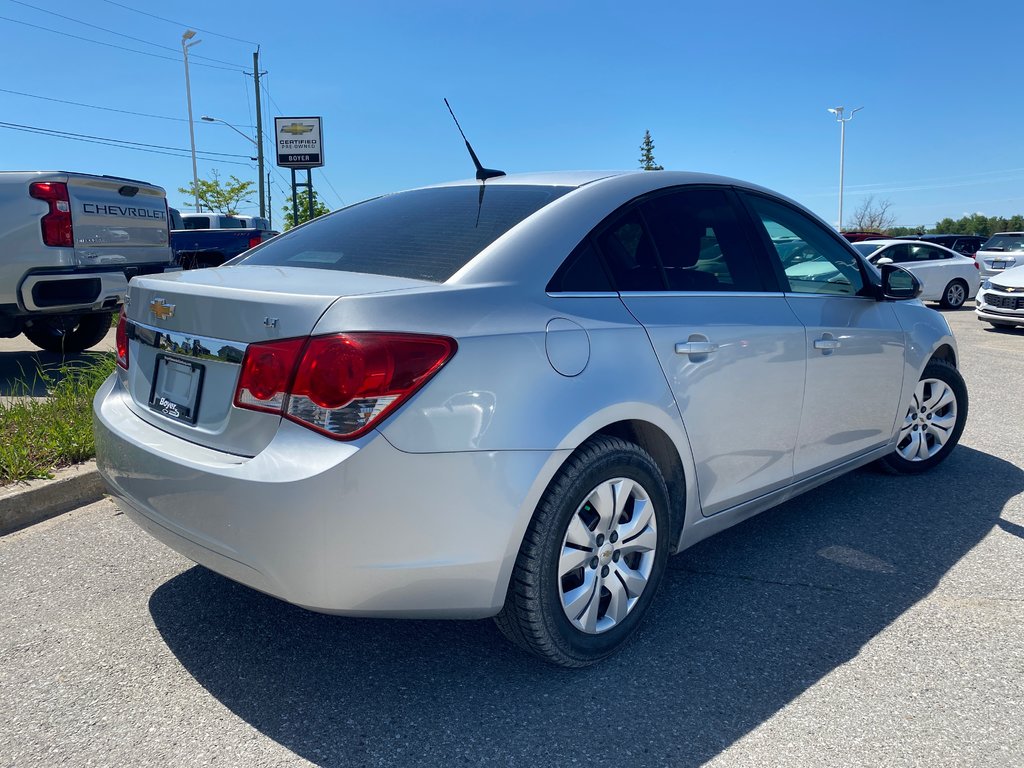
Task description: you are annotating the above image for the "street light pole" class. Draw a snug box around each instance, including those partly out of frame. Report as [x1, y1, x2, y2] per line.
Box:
[182, 30, 202, 213]
[827, 105, 863, 231]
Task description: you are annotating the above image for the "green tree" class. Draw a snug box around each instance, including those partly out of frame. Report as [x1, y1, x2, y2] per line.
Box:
[638, 130, 664, 171]
[178, 169, 255, 215]
[282, 189, 330, 230]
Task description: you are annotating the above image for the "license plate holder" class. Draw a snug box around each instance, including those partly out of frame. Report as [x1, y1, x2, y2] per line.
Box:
[993, 260, 1011, 269]
[148, 354, 205, 425]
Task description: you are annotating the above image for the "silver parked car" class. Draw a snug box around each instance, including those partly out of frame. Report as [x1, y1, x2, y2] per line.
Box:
[94, 171, 969, 667]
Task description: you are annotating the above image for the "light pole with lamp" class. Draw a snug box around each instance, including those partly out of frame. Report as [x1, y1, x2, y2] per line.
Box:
[827, 105, 862, 231]
[201, 115, 265, 220]
[181, 30, 202, 212]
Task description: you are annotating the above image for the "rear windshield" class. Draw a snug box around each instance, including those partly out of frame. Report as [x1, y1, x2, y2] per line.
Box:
[239, 184, 572, 281]
[980, 234, 1024, 252]
[183, 216, 210, 229]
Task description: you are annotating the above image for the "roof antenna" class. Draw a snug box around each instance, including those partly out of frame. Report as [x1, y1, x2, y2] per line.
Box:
[444, 99, 506, 182]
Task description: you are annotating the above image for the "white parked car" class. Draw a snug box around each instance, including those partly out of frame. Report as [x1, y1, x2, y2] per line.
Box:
[852, 240, 979, 308]
[976, 263, 1024, 330]
[975, 232, 1024, 280]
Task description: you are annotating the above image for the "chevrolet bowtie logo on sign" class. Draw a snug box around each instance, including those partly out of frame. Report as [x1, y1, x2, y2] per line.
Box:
[149, 298, 175, 320]
[280, 122, 314, 136]
[275, 116, 324, 169]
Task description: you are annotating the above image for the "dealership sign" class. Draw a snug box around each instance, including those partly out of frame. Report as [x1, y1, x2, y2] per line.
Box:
[275, 116, 324, 168]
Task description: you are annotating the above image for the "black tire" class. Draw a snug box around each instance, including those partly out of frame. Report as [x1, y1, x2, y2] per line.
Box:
[878, 359, 968, 475]
[22, 312, 113, 354]
[939, 279, 968, 309]
[494, 435, 671, 667]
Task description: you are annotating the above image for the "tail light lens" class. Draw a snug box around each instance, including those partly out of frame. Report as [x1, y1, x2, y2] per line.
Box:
[234, 332, 456, 440]
[115, 309, 129, 370]
[29, 181, 73, 247]
[248, 234, 263, 249]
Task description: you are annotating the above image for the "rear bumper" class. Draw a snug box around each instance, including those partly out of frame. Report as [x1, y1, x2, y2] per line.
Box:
[17, 265, 178, 314]
[93, 375, 563, 618]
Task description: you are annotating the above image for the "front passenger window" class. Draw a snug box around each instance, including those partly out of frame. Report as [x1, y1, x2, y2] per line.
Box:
[745, 195, 865, 296]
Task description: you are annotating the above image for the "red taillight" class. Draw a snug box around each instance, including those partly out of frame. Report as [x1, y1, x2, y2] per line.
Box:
[234, 337, 306, 413]
[233, 332, 456, 439]
[115, 309, 129, 370]
[248, 235, 263, 249]
[29, 181, 73, 247]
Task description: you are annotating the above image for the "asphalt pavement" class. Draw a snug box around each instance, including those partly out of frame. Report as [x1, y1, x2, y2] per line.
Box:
[1, 308, 1021, 767]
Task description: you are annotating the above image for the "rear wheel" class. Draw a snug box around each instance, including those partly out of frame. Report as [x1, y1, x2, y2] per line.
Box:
[878, 360, 967, 474]
[494, 435, 671, 667]
[939, 279, 968, 309]
[22, 312, 113, 354]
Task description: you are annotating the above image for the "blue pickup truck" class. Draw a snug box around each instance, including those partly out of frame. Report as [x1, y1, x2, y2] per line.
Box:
[169, 210, 279, 269]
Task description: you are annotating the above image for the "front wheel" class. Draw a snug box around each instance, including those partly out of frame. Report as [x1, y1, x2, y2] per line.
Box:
[22, 312, 113, 354]
[940, 279, 968, 309]
[494, 435, 671, 667]
[878, 360, 968, 474]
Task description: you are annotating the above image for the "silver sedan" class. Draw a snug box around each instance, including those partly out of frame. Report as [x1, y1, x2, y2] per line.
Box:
[95, 171, 969, 667]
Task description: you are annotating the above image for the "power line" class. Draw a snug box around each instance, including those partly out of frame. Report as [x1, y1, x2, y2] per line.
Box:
[0, 14, 246, 73]
[0, 122, 253, 167]
[97, 0, 259, 46]
[7, 0, 244, 68]
[0, 121, 253, 160]
[0, 87, 188, 122]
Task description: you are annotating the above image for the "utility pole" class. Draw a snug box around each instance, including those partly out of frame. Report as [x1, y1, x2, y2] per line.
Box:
[253, 49, 266, 219]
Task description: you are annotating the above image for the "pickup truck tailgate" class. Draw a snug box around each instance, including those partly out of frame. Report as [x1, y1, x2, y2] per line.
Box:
[68, 176, 170, 266]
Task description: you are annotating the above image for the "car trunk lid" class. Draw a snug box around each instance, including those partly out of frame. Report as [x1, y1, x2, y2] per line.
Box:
[67, 175, 172, 267]
[121, 265, 431, 456]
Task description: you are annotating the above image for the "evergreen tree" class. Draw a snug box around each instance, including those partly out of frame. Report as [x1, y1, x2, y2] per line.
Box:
[638, 130, 664, 171]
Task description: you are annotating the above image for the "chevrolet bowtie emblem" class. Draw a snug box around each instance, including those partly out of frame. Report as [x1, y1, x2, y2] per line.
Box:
[280, 122, 314, 136]
[149, 298, 175, 320]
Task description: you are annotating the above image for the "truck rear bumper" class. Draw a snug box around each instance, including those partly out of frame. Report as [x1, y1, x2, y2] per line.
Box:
[19, 270, 126, 312]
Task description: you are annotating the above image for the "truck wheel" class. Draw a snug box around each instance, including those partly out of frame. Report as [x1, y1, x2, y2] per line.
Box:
[23, 312, 113, 354]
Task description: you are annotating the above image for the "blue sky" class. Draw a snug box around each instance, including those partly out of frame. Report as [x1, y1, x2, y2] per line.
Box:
[1, 0, 1021, 229]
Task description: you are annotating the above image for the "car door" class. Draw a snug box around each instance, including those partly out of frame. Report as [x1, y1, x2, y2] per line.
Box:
[741, 193, 906, 478]
[597, 187, 807, 516]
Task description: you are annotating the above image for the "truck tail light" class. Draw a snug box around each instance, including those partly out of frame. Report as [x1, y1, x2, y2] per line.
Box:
[115, 309, 129, 370]
[29, 181, 73, 247]
[248, 234, 263, 249]
[234, 332, 457, 440]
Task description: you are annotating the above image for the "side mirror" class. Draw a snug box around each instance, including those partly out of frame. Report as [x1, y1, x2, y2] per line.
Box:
[875, 256, 894, 266]
[879, 263, 922, 300]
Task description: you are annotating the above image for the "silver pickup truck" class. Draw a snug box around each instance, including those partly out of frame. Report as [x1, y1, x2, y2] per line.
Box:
[0, 171, 176, 353]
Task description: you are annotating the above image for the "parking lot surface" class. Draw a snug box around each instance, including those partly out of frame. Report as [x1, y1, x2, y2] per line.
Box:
[1, 309, 1021, 767]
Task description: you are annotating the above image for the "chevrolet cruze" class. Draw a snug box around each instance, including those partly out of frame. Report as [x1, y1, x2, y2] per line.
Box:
[95, 171, 968, 667]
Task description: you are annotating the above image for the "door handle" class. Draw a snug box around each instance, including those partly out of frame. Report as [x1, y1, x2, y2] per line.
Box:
[813, 336, 841, 351]
[675, 341, 718, 356]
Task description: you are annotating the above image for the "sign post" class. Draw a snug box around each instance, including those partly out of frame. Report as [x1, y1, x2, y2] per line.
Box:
[275, 117, 324, 228]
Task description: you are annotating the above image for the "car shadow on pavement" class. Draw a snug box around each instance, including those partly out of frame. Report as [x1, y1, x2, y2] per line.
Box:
[0, 351, 104, 397]
[148, 446, 1022, 767]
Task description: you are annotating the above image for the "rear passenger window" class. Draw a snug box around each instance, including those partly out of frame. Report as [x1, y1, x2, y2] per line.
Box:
[596, 209, 665, 291]
[640, 188, 766, 291]
[547, 240, 613, 292]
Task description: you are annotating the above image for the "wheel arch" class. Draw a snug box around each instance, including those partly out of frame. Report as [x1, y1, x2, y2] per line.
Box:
[929, 343, 957, 368]
[591, 419, 688, 550]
